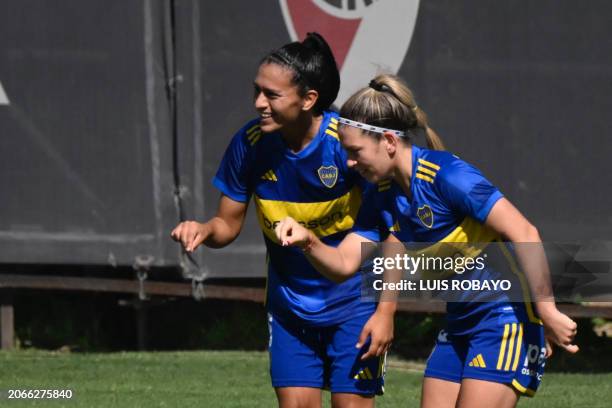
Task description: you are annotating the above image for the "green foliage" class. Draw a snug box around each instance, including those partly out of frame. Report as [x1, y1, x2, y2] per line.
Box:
[392, 313, 445, 360]
[11, 293, 612, 374]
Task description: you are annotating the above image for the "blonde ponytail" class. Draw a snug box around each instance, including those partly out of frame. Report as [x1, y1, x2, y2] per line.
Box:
[340, 74, 444, 150]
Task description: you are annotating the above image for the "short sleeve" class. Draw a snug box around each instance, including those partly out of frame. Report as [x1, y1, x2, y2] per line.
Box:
[436, 159, 503, 223]
[212, 123, 255, 203]
[351, 183, 382, 241]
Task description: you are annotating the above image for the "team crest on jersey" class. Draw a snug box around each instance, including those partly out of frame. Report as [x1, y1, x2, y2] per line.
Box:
[417, 204, 434, 228]
[317, 165, 338, 188]
[278, 0, 420, 105]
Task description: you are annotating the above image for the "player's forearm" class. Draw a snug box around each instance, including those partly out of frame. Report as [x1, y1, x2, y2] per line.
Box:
[379, 240, 403, 305]
[376, 299, 398, 315]
[202, 217, 241, 248]
[511, 224, 559, 315]
[303, 235, 357, 283]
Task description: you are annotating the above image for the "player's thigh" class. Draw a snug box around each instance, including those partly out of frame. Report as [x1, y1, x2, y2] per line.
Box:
[326, 313, 384, 397]
[462, 313, 546, 398]
[456, 378, 518, 408]
[268, 314, 325, 389]
[275, 387, 322, 408]
[421, 330, 464, 408]
[331, 392, 374, 408]
[421, 377, 460, 408]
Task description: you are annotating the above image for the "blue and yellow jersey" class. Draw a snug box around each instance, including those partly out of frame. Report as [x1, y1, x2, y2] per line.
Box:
[355, 145, 540, 333]
[213, 111, 374, 326]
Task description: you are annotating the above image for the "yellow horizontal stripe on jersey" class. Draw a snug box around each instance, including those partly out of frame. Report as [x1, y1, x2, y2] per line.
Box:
[330, 117, 338, 124]
[329, 122, 338, 131]
[415, 173, 434, 183]
[253, 187, 362, 243]
[504, 323, 517, 371]
[418, 158, 441, 171]
[417, 165, 437, 177]
[325, 128, 339, 139]
[497, 324, 510, 370]
[407, 217, 500, 279]
[246, 123, 260, 135]
[512, 323, 524, 371]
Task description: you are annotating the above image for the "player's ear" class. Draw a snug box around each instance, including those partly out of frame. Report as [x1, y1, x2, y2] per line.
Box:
[301, 89, 319, 111]
[382, 131, 398, 155]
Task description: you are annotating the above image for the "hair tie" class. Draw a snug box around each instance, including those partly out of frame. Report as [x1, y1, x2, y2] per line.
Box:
[369, 79, 394, 95]
[368, 79, 382, 91]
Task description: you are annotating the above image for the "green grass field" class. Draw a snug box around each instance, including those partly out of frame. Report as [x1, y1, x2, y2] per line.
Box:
[0, 350, 611, 407]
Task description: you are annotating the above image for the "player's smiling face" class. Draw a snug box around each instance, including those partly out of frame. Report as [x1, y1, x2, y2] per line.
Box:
[253, 63, 305, 133]
[340, 126, 393, 183]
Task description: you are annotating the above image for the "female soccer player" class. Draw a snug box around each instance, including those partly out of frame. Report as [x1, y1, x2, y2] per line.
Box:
[275, 74, 579, 408]
[171, 34, 392, 407]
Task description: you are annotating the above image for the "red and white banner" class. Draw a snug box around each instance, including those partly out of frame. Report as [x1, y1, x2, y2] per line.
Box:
[279, 0, 420, 105]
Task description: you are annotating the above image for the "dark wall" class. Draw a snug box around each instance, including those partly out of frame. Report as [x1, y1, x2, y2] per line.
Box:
[1, 0, 610, 277]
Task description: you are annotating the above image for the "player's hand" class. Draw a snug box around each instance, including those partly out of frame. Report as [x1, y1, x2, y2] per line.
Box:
[541, 308, 579, 354]
[544, 338, 553, 358]
[170, 221, 211, 252]
[356, 310, 394, 360]
[274, 216, 312, 249]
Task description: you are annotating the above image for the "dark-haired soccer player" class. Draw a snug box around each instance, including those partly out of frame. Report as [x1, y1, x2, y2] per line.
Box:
[172, 34, 391, 408]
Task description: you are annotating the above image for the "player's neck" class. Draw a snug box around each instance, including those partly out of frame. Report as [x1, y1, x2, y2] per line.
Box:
[392, 144, 413, 198]
[281, 113, 323, 153]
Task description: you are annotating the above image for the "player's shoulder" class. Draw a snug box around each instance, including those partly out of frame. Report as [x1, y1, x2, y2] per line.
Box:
[319, 111, 341, 144]
[415, 146, 461, 171]
[415, 146, 476, 186]
[234, 118, 265, 147]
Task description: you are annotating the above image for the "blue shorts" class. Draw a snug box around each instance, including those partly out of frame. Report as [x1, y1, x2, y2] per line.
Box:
[424, 305, 545, 397]
[268, 313, 385, 395]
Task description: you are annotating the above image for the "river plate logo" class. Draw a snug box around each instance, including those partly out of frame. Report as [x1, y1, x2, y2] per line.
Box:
[278, 0, 421, 105]
[318, 165, 338, 188]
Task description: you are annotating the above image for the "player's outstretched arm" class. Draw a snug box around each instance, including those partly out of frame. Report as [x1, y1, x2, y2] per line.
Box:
[171, 194, 248, 251]
[275, 216, 373, 283]
[485, 197, 579, 354]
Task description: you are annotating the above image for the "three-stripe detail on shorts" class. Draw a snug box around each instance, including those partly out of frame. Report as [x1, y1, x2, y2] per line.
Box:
[497, 323, 524, 371]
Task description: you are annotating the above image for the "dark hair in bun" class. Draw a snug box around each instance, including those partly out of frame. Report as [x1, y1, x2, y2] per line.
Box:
[260, 32, 340, 114]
